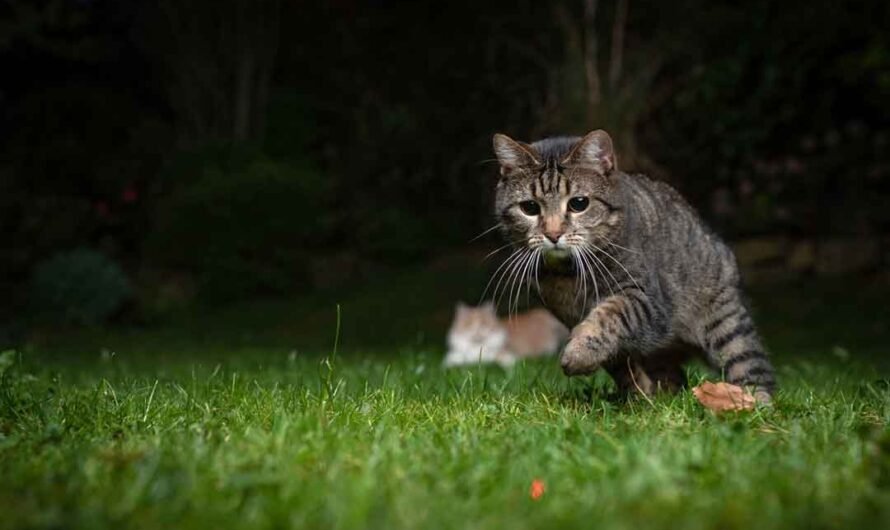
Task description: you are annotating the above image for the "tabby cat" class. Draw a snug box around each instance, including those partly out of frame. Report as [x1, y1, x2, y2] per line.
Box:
[490, 130, 775, 402]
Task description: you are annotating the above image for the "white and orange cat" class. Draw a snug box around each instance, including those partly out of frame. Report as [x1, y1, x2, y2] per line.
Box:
[444, 302, 568, 367]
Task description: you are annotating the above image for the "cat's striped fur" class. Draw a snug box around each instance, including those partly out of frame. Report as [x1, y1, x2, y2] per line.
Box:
[491, 130, 775, 402]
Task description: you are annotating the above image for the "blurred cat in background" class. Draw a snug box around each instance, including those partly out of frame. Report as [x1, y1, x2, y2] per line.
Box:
[444, 302, 568, 367]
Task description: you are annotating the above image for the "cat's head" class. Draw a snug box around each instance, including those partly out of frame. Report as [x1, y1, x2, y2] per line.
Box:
[491, 130, 624, 261]
[443, 301, 506, 366]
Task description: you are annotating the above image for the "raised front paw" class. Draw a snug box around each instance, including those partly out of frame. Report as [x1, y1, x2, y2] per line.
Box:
[560, 324, 613, 376]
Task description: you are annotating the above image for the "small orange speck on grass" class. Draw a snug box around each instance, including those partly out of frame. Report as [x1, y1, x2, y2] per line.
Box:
[530, 479, 545, 500]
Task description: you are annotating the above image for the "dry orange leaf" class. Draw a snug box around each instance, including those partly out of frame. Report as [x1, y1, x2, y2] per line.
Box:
[692, 381, 756, 412]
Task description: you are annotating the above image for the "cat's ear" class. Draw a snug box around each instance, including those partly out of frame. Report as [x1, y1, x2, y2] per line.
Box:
[492, 133, 541, 174]
[455, 301, 468, 314]
[561, 130, 616, 174]
[480, 300, 496, 313]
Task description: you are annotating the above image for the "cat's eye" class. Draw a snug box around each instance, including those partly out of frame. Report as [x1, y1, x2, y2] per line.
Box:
[568, 196, 590, 213]
[518, 200, 541, 216]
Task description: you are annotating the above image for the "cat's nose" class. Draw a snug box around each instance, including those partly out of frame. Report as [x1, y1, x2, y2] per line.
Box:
[543, 216, 564, 244]
[544, 230, 563, 244]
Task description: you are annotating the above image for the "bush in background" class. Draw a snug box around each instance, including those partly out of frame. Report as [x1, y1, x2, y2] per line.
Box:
[144, 153, 336, 302]
[29, 249, 133, 325]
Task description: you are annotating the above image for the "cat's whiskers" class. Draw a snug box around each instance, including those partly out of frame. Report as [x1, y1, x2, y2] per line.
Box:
[580, 244, 618, 297]
[603, 238, 641, 255]
[570, 233, 619, 296]
[469, 223, 503, 243]
[580, 248, 592, 315]
[514, 249, 538, 316]
[510, 249, 537, 318]
[505, 251, 526, 319]
[494, 249, 531, 315]
[482, 239, 522, 261]
[569, 248, 582, 302]
[570, 247, 591, 316]
[574, 244, 600, 310]
[480, 248, 524, 303]
[589, 241, 642, 292]
[527, 248, 542, 304]
[513, 250, 537, 317]
[564, 236, 598, 306]
[494, 249, 529, 306]
[514, 248, 541, 314]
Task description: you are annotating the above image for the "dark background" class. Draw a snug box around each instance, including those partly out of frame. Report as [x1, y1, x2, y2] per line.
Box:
[2, 0, 889, 334]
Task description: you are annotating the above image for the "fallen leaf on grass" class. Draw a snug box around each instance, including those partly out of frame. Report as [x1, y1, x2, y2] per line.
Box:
[692, 381, 756, 412]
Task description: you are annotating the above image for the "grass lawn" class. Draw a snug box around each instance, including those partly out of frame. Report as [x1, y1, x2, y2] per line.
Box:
[2, 261, 890, 529]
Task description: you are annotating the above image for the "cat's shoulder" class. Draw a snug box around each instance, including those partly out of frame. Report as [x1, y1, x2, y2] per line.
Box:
[623, 172, 690, 206]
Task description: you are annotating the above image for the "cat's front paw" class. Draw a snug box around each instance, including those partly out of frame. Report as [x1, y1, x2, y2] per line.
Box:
[560, 324, 612, 376]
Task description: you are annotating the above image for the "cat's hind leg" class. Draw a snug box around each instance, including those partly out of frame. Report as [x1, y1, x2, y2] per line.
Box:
[605, 345, 691, 398]
[700, 290, 776, 403]
[641, 344, 692, 393]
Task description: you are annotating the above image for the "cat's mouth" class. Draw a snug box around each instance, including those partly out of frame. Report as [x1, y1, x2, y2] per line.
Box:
[541, 247, 572, 268]
[542, 247, 571, 259]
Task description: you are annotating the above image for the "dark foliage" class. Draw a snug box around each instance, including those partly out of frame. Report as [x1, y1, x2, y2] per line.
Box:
[29, 248, 132, 325]
[1, 0, 888, 310]
[145, 151, 333, 301]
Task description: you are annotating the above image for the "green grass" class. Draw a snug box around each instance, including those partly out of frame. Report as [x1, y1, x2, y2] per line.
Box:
[2, 264, 890, 529]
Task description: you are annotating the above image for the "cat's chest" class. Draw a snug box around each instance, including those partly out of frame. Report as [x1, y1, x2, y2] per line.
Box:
[539, 275, 587, 327]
